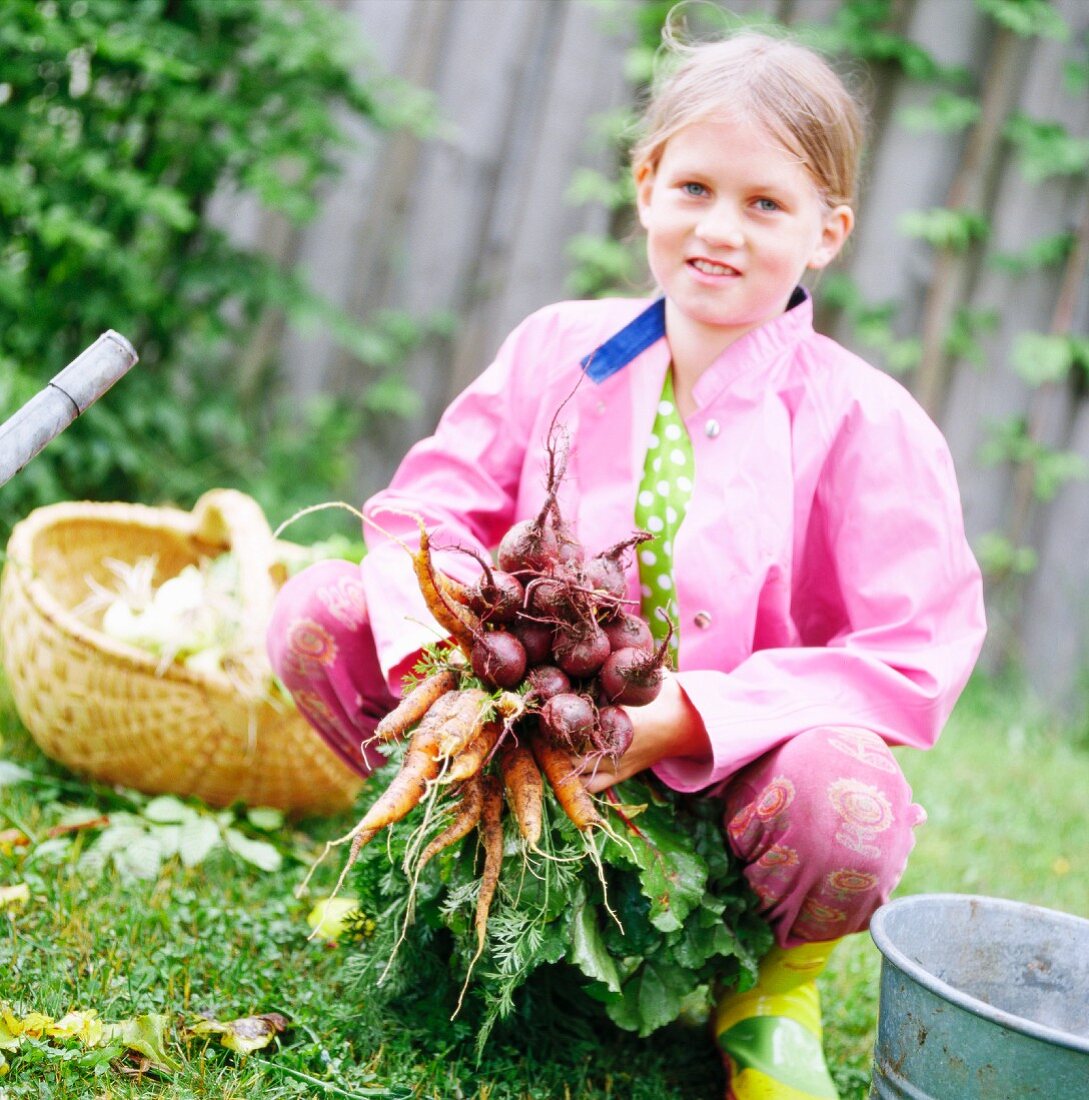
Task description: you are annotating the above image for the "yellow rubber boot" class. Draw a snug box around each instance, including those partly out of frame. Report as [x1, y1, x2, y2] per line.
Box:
[714, 940, 841, 1100]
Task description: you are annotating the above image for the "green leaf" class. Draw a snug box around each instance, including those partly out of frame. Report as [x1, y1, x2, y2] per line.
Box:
[567, 891, 622, 993]
[177, 818, 222, 868]
[899, 208, 990, 251]
[100, 1014, 179, 1073]
[1033, 450, 1088, 501]
[0, 762, 34, 787]
[1005, 113, 1089, 183]
[989, 232, 1075, 275]
[246, 807, 285, 832]
[975, 0, 1070, 40]
[975, 532, 1038, 577]
[607, 783, 708, 932]
[113, 835, 165, 882]
[608, 959, 691, 1036]
[143, 795, 195, 824]
[224, 828, 283, 873]
[1011, 332, 1075, 385]
[898, 92, 981, 134]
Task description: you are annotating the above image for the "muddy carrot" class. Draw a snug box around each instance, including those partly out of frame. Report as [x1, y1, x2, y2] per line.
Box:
[497, 740, 543, 848]
[415, 773, 485, 876]
[411, 521, 479, 651]
[444, 720, 501, 785]
[435, 688, 492, 760]
[374, 668, 458, 743]
[474, 775, 505, 953]
[531, 737, 604, 832]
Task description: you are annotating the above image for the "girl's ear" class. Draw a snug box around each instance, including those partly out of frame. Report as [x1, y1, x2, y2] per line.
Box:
[807, 204, 854, 270]
[634, 162, 655, 230]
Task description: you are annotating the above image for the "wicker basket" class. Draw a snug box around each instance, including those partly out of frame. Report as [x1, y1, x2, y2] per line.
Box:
[0, 489, 362, 816]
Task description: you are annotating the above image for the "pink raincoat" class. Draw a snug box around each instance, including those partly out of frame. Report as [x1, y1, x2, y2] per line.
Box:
[358, 293, 986, 793]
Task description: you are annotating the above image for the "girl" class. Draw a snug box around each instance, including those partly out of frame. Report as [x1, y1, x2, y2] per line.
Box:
[268, 28, 986, 1099]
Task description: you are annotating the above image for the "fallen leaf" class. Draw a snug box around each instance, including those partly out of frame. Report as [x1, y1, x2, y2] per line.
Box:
[0, 884, 30, 912]
[47, 1009, 104, 1046]
[307, 896, 362, 943]
[100, 1014, 179, 1072]
[188, 1011, 289, 1054]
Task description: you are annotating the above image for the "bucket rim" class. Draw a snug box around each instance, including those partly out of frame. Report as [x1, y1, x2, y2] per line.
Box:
[870, 893, 1089, 1056]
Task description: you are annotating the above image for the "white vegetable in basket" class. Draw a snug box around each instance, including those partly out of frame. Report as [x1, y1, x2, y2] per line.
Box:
[99, 562, 238, 669]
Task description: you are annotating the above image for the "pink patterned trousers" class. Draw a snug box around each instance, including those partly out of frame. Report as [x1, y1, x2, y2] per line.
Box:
[268, 560, 925, 947]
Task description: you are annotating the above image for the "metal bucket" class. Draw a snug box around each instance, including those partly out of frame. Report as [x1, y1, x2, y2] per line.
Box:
[869, 893, 1089, 1098]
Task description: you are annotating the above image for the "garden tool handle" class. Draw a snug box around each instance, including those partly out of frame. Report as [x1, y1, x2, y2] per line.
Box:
[0, 331, 139, 488]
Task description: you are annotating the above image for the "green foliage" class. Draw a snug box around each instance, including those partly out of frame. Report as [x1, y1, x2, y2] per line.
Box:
[1004, 112, 1089, 183]
[975, 0, 1070, 40]
[944, 307, 998, 366]
[899, 207, 991, 251]
[980, 415, 1088, 502]
[344, 760, 771, 1049]
[0, 0, 436, 538]
[1011, 331, 1089, 386]
[819, 274, 921, 374]
[897, 92, 982, 134]
[975, 530, 1039, 577]
[989, 231, 1075, 275]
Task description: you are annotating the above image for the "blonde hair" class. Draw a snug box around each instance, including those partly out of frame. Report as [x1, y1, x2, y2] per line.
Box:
[631, 28, 865, 208]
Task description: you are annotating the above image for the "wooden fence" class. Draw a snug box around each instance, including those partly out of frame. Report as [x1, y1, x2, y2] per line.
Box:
[213, 0, 1089, 703]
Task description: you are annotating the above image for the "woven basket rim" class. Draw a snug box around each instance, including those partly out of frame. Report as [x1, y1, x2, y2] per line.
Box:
[4, 497, 274, 699]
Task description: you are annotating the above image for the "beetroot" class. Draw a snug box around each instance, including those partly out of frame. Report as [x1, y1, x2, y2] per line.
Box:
[525, 575, 572, 619]
[598, 623, 672, 707]
[511, 619, 553, 665]
[582, 533, 653, 602]
[467, 569, 524, 624]
[470, 630, 527, 690]
[497, 518, 559, 574]
[526, 664, 571, 702]
[539, 692, 597, 751]
[603, 613, 655, 654]
[553, 622, 611, 679]
[595, 705, 634, 759]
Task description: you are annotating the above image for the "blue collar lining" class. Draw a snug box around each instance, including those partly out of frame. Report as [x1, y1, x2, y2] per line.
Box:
[579, 288, 808, 384]
[580, 298, 666, 383]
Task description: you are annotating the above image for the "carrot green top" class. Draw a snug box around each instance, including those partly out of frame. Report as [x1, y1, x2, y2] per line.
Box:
[633, 367, 694, 658]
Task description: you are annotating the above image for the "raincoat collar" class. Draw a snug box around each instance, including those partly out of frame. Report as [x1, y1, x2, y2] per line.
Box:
[580, 287, 812, 387]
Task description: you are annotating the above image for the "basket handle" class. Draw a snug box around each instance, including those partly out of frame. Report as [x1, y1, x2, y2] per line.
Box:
[190, 489, 279, 681]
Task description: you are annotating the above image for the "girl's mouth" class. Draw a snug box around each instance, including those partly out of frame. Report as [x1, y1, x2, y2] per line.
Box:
[689, 258, 739, 277]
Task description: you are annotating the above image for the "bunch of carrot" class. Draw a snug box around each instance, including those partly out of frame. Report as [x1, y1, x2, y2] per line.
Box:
[313, 433, 673, 968]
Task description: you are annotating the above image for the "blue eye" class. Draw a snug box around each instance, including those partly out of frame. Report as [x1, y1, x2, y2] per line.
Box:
[682, 182, 707, 197]
[755, 197, 780, 212]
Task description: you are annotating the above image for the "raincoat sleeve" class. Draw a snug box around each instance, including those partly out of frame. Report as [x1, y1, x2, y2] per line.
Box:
[655, 393, 987, 793]
[358, 316, 544, 693]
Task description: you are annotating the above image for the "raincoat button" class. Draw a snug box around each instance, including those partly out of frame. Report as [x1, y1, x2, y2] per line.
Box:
[693, 610, 712, 628]
[704, 419, 720, 438]
[596, 401, 606, 414]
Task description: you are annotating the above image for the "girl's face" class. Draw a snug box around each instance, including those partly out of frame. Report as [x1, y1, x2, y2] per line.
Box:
[635, 115, 853, 360]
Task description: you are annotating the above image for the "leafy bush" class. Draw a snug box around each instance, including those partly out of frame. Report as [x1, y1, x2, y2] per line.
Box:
[0, 0, 436, 538]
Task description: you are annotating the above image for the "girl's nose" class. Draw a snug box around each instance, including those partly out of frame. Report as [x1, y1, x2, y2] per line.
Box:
[696, 202, 744, 248]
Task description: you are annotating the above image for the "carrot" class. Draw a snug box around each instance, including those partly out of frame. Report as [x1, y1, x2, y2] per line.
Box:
[474, 775, 505, 953]
[531, 737, 604, 832]
[438, 571, 474, 607]
[414, 773, 485, 876]
[497, 740, 543, 848]
[374, 668, 458, 742]
[345, 696, 451, 849]
[436, 688, 492, 760]
[443, 719, 501, 785]
[411, 520, 479, 651]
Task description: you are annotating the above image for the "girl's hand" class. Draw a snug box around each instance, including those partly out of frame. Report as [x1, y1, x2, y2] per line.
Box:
[578, 673, 711, 793]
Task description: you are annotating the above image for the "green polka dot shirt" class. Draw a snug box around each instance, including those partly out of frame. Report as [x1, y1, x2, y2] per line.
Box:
[634, 368, 695, 657]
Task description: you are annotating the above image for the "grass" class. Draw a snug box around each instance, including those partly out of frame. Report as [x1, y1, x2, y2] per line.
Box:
[2, 672, 1087, 1099]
